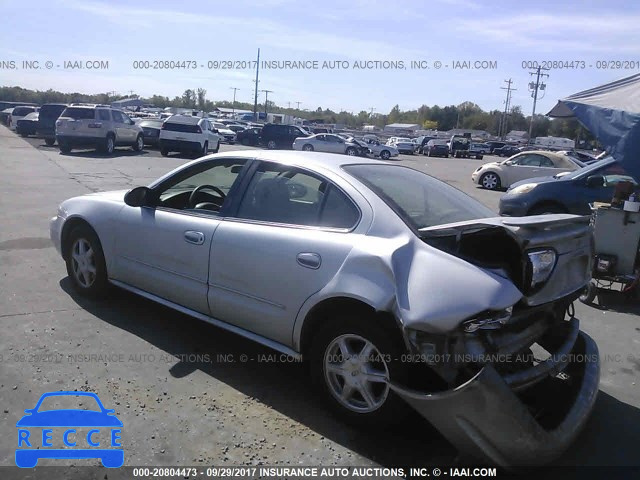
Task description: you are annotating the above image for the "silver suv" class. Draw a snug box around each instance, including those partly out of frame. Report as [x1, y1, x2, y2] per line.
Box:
[55, 105, 144, 154]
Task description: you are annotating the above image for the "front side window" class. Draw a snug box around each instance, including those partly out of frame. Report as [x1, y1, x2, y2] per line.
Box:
[344, 164, 494, 230]
[236, 163, 359, 229]
[111, 111, 125, 123]
[97, 109, 111, 121]
[155, 159, 246, 212]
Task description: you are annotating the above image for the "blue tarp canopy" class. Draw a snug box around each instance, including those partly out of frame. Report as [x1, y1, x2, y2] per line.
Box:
[548, 73, 640, 177]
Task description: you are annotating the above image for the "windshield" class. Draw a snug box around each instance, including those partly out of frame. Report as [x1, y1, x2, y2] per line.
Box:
[344, 164, 494, 230]
[561, 157, 615, 180]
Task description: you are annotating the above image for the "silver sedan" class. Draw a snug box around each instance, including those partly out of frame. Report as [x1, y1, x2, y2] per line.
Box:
[292, 133, 360, 155]
[50, 151, 598, 466]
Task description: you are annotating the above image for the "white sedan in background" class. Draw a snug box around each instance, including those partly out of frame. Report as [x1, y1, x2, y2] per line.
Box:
[471, 150, 582, 190]
[386, 137, 415, 154]
[293, 133, 360, 155]
[364, 139, 399, 160]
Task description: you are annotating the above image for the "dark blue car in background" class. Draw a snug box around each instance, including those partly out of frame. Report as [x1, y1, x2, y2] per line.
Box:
[499, 157, 638, 216]
[16, 391, 123, 468]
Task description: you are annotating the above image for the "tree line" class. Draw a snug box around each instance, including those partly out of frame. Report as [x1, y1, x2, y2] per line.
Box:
[0, 85, 594, 143]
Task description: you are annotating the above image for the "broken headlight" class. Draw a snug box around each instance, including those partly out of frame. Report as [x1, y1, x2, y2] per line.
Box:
[462, 307, 513, 333]
[526, 249, 557, 289]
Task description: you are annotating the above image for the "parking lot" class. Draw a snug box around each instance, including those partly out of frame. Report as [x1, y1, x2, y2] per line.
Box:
[1, 126, 640, 471]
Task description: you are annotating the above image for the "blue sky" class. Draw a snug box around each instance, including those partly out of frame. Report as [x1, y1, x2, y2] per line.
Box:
[1, 0, 639, 116]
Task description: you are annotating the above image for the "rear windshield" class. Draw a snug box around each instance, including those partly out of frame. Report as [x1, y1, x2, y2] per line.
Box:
[163, 122, 200, 133]
[61, 107, 95, 120]
[12, 107, 36, 116]
[344, 164, 494, 230]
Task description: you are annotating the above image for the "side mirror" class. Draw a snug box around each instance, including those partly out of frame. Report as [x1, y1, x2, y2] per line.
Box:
[212, 128, 219, 133]
[124, 186, 152, 207]
[586, 175, 605, 188]
[287, 182, 308, 199]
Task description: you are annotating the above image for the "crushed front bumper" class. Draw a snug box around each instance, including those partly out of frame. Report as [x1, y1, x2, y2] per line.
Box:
[390, 324, 599, 467]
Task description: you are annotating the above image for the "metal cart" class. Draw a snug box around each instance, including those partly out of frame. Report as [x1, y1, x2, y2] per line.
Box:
[580, 204, 640, 304]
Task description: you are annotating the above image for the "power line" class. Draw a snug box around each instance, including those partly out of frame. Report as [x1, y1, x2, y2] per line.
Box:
[527, 66, 549, 141]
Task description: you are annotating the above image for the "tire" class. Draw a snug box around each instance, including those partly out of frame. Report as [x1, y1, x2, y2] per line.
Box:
[309, 315, 410, 428]
[346, 147, 357, 156]
[427, 151, 432, 157]
[202, 141, 208, 156]
[267, 140, 277, 150]
[59, 142, 71, 154]
[212, 141, 220, 153]
[579, 281, 597, 305]
[480, 172, 501, 190]
[302, 144, 314, 151]
[103, 134, 115, 155]
[65, 224, 109, 298]
[380, 150, 391, 160]
[45, 138, 55, 146]
[160, 148, 169, 157]
[528, 203, 567, 215]
[133, 134, 144, 152]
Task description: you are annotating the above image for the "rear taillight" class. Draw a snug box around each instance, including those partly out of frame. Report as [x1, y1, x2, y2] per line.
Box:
[88, 122, 103, 128]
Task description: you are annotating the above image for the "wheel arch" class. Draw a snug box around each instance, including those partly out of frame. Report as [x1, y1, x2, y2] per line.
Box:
[60, 216, 99, 261]
[298, 296, 402, 358]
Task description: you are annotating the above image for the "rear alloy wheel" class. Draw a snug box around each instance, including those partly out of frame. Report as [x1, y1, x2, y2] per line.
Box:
[267, 140, 277, 150]
[310, 317, 409, 427]
[380, 150, 391, 160]
[346, 147, 357, 156]
[480, 172, 501, 190]
[65, 225, 108, 298]
[302, 144, 314, 152]
[133, 134, 144, 152]
[104, 135, 115, 155]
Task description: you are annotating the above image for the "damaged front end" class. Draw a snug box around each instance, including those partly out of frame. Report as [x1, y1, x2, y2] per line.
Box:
[391, 214, 599, 467]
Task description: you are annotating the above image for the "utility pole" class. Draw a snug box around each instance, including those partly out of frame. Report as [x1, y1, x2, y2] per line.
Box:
[128, 90, 135, 97]
[253, 48, 260, 122]
[527, 66, 549, 142]
[296, 101, 302, 110]
[229, 87, 240, 115]
[370, 107, 375, 116]
[260, 89, 273, 118]
[499, 79, 515, 140]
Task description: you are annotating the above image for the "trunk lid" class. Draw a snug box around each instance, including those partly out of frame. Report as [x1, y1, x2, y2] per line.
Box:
[419, 214, 593, 306]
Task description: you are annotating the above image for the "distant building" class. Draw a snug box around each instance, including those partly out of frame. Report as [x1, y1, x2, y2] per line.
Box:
[111, 98, 146, 109]
[384, 123, 421, 135]
[447, 128, 491, 139]
[363, 124, 381, 132]
[505, 130, 529, 143]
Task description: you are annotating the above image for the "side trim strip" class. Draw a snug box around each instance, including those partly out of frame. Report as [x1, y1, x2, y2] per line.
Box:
[109, 279, 301, 359]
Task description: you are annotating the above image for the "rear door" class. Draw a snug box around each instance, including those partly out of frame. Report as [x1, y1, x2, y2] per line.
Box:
[207, 161, 361, 346]
[111, 110, 132, 144]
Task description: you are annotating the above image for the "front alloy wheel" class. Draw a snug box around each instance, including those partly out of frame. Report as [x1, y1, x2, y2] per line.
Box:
[65, 225, 108, 297]
[480, 172, 500, 190]
[380, 150, 390, 160]
[324, 334, 389, 413]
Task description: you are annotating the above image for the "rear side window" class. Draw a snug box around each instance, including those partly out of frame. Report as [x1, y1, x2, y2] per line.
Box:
[163, 122, 201, 133]
[61, 108, 95, 120]
[40, 105, 66, 119]
[97, 109, 111, 121]
[236, 163, 359, 229]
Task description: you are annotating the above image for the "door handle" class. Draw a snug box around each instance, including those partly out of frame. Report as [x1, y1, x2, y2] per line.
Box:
[184, 231, 205, 245]
[297, 252, 321, 269]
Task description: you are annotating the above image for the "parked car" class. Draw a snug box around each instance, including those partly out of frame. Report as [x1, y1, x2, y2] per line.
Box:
[9, 106, 39, 131]
[211, 122, 237, 144]
[414, 136, 435, 154]
[236, 126, 262, 146]
[472, 151, 581, 191]
[159, 115, 220, 157]
[449, 135, 472, 158]
[138, 118, 165, 147]
[293, 133, 360, 156]
[260, 123, 309, 149]
[339, 135, 370, 156]
[55, 106, 144, 154]
[423, 139, 449, 157]
[50, 150, 598, 467]
[484, 141, 506, 153]
[388, 137, 414, 154]
[37, 103, 68, 146]
[470, 143, 490, 155]
[1, 107, 14, 126]
[364, 139, 399, 160]
[493, 145, 521, 157]
[16, 112, 39, 137]
[225, 124, 246, 133]
[499, 156, 637, 215]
